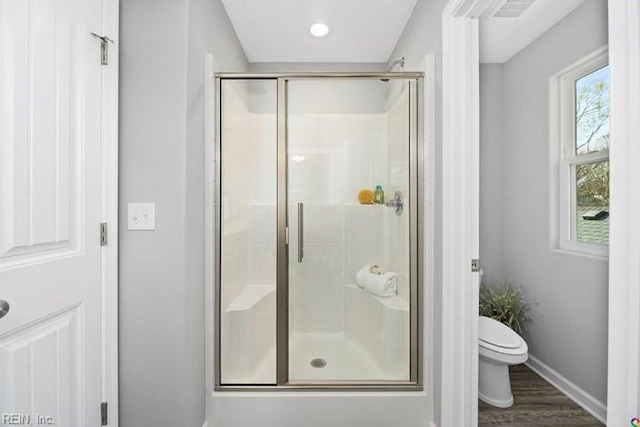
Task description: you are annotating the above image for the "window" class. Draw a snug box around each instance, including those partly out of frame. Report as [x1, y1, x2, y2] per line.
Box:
[553, 48, 609, 256]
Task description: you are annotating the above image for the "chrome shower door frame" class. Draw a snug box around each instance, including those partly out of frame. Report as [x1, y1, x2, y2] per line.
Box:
[215, 72, 424, 391]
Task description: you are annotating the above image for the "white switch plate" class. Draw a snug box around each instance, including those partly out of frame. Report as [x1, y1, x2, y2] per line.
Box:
[128, 203, 156, 230]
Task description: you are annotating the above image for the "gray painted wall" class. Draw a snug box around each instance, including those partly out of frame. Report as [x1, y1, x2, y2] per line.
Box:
[480, 0, 609, 403]
[119, 0, 247, 425]
[479, 64, 504, 280]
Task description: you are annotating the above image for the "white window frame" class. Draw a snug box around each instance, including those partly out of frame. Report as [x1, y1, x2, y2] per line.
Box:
[551, 46, 609, 257]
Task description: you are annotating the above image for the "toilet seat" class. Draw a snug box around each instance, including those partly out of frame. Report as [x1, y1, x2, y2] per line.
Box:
[479, 316, 527, 356]
[479, 316, 520, 348]
[480, 339, 527, 356]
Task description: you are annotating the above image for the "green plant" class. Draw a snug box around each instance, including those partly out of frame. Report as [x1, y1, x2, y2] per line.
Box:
[479, 282, 532, 334]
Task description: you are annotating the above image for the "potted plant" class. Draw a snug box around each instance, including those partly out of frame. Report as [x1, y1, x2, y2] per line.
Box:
[479, 282, 532, 334]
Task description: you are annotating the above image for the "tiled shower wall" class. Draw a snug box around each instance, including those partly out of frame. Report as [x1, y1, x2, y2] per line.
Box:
[223, 82, 411, 335]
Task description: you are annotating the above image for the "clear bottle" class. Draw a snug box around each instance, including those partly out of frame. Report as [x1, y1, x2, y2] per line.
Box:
[373, 185, 385, 205]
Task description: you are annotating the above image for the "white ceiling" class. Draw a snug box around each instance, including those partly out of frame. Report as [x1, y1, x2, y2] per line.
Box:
[479, 0, 587, 63]
[220, 0, 418, 63]
[221, 0, 588, 65]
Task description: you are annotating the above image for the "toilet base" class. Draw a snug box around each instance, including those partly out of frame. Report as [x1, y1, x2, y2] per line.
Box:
[478, 357, 514, 408]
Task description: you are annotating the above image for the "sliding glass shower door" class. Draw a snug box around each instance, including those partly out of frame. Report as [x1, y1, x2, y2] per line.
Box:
[217, 74, 421, 388]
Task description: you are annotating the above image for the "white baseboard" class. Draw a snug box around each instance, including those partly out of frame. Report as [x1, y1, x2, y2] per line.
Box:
[202, 421, 209, 427]
[429, 422, 437, 427]
[525, 355, 606, 423]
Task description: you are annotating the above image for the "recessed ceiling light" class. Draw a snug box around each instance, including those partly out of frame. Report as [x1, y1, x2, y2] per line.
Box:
[309, 22, 330, 38]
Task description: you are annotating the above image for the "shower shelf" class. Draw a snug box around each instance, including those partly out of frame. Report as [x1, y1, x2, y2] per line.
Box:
[226, 285, 275, 312]
[346, 284, 408, 311]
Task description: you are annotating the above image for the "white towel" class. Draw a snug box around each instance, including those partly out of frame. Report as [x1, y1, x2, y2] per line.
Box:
[355, 266, 397, 298]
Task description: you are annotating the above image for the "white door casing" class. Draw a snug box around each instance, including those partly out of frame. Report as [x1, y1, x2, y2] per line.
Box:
[441, 2, 481, 427]
[606, 1, 640, 425]
[0, 0, 115, 424]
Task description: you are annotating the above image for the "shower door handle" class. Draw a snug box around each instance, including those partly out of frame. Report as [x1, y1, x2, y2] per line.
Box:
[298, 202, 304, 263]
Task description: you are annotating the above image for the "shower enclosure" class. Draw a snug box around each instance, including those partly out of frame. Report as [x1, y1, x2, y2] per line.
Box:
[215, 73, 423, 389]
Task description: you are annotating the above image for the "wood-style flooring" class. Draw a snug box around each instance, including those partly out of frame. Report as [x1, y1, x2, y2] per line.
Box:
[478, 364, 604, 427]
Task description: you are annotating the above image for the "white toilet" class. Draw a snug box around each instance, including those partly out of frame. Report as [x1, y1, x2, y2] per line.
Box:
[478, 315, 528, 408]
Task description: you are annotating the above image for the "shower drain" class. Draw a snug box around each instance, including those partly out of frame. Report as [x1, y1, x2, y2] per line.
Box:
[310, 358, 327, 368]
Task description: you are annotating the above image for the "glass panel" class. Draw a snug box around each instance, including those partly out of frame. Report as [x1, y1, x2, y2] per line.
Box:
[220, 79, 277, 384]
[575, 65, 610, 155]
[287, 78, 412, 382]
[576, 160, 609, 244]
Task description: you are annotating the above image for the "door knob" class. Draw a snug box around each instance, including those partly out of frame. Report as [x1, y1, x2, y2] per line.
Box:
[0, 300, 10, 319]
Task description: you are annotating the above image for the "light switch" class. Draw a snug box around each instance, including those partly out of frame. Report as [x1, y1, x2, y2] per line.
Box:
[128, 203, 156, 230]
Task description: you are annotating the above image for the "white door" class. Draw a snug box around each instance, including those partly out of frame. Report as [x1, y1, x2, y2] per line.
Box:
[0, 0, 104, 425]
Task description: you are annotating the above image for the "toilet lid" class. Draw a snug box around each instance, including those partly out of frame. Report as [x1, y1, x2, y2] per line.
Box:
[479, 316, 521, 349]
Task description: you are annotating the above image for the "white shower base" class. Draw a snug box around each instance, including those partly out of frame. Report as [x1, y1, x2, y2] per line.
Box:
[222, 284, 409, 384]
[290, 333, 387, 381]
[224, 333, 389, 384]
[246, 334, 389, 383]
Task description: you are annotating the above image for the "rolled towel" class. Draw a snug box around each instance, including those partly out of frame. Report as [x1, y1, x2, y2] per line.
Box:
[355, 266, 397, 298]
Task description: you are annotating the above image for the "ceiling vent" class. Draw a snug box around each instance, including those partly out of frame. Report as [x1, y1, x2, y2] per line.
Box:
[492, 0, 535, 18]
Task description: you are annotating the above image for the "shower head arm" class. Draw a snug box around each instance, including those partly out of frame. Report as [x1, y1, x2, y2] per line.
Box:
[388, 57, 405, 71]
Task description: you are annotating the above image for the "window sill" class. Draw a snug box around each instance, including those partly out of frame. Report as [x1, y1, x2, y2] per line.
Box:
[553, 241, 609, 259]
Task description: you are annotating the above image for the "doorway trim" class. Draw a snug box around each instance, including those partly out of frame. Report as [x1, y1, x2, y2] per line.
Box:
[605, 1, 640, 425]
[102, 0, 120, 425]
[440, 2, 481, 426]
[443, 0, 640, 426]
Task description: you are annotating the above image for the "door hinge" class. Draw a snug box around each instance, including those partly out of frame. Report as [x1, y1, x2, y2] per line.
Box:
[471, 258, 481, 273]
[101, 402, 108, 425]
[91, 33, 114, 65]
[100, 223, 108, 246]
